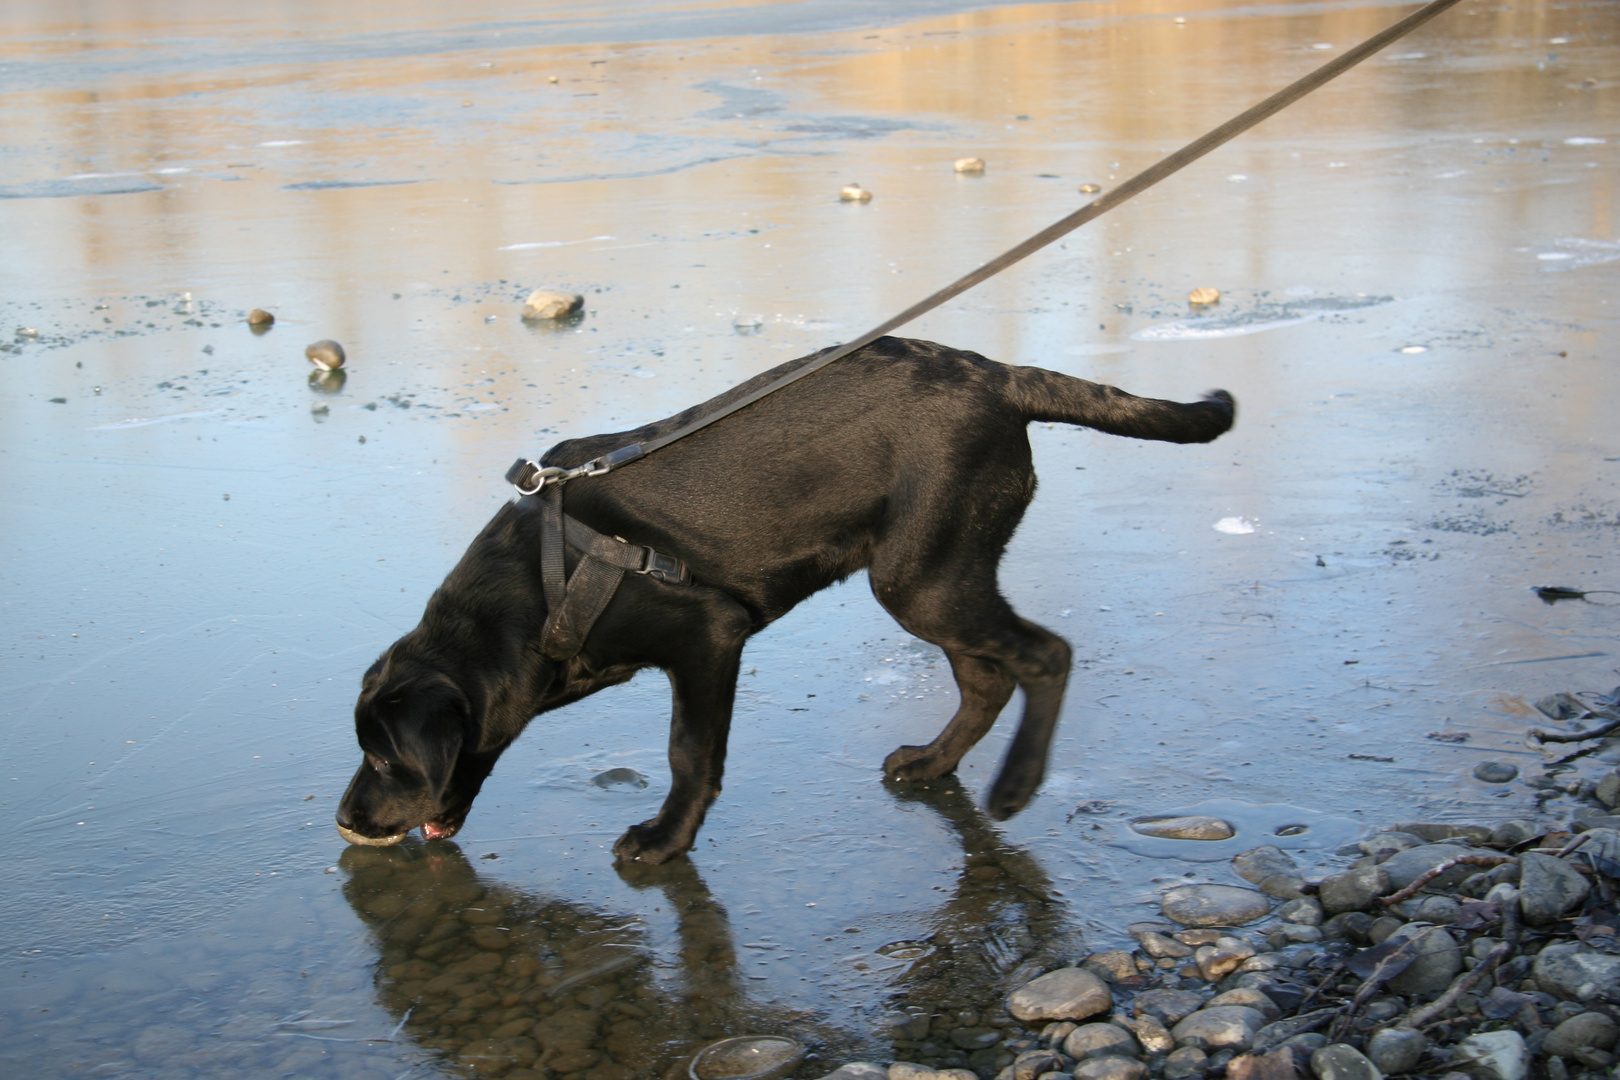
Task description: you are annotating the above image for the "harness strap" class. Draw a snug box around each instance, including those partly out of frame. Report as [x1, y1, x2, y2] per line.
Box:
[537, 485, 691, 660]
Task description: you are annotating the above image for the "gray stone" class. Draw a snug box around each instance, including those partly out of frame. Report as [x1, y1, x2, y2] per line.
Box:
[1139, 932, 1195, 959]
[1196, 938, 1256, 980]
[1064, 1023, 1139, 1061]
[1008, 968, 1112, 1022]
[1134, 816, 1236, 841]
[1134, 989, 1208, 1026]
[1359, 832, 1425, 861]
[1162, 885, 1273, 927]
[1310, 1044, 1382, 1080]
[890, 1065, 977, 1080]
[950, 1027, 1001, 1050]
[1321, 912, 1373, 943]
[305, 339, 345, 370]
[1114, 1013, 1174, 1054]
[1472, 760, 1519, 783]
[1393, 822, 1493, 845]
[1039, 1021, 1077, 1048]
[1277, 924, 1323, 943]
[1170, 1006, 1267, 1051]
[1412, 895, 1461, 924]
[818, 1066, 889, 1080]
[1206, 989, 1281, 1022]
[1009, 1050, 1063, 1080]
[1317, 866, 1390, 914]
[1595, 772, 1620, 809]
[1451, 1030, 1528, 1080]
[1517, 852, 1591, 924]
[1365, 1028, 1426, 1075]
[1072, 1055, 1150, 1080]
[1227, 1049, 1300, 1080]
[1083, 950, 1139, 984]
[1571, 815, 1620, 833]
[1163, 1047, 1209, 1080]
[1384, 923, 1462, 995]
[1543, 1012, 1620, 1058]
[1233, 847, 1308, 899]
[247, 308, 274, 326]
[1533, 943, 1620, 1002]
[520, 290, 584, 320]
[1490, 819, 1542, 845]
[1377, 845, 1485, 891]
[1277, 898, 1324, 926]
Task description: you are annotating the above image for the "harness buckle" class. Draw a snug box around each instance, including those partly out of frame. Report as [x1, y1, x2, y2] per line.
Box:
[506, 459, 566, 495]
[638, 548, 688, 585]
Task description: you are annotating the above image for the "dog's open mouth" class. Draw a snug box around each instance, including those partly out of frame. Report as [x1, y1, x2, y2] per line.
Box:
[421, 821, 458, 841]
[336, 823, 407, 847]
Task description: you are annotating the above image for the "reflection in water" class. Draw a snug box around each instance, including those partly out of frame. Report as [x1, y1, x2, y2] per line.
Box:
[341, 779, 1081, 1079]
[342, 843, 849, 1079]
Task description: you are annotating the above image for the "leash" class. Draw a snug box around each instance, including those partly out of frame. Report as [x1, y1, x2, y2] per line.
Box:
[507, 0, 1465, 496]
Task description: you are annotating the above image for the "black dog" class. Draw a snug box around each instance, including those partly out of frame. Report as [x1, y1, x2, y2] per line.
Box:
[337, 336, 1234, 864]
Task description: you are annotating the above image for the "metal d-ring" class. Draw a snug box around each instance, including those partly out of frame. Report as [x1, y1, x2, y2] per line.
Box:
[514, 463, 567, 495]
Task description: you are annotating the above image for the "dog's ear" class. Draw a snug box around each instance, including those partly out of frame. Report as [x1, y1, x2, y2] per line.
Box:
[361, 654, 386, 691]
[381, 673, 471, 804]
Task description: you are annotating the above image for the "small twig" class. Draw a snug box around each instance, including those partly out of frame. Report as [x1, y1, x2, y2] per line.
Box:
[1528, 716, 1620, 745]
[1294, 959, 1347, 1012]
[1397, 896, 1520, 1031]
[1328, 927, 1441, 1041]
[1556, 832, 1594, 859]
[1382, 856, 1515, 905]
[1250, 1008, 1339, 1053]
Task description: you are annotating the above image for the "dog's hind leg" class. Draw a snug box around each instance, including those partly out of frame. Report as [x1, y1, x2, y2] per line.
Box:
[871, 568, 1072, 820]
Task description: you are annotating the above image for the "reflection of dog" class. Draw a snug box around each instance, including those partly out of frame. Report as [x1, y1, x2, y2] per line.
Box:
[337, 336, 1234, 862]
[341, 780, 1088, 1077]
[339, 842, 852, 1076]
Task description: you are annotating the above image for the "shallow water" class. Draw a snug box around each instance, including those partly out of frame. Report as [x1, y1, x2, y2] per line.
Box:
[2, 0, 1618, 1076]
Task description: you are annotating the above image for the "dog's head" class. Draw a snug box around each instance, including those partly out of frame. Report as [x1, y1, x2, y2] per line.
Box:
[336, 648, 500, 846]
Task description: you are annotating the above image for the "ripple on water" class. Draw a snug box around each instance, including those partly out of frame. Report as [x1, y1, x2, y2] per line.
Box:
[1133, 295, 1395, 341]
[1107, 799, 1362, 862]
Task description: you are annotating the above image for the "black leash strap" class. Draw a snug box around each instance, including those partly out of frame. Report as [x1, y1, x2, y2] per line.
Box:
[509, 0, 1464, 493]
[538, 484, 691, 660]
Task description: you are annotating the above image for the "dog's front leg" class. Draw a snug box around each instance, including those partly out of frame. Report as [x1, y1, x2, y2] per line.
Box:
[612, 596, 750, 865]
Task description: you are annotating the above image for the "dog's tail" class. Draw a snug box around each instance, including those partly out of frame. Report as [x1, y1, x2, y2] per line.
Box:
[1008, 365, 1235, 444]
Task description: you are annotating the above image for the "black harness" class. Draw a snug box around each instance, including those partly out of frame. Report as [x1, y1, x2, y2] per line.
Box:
[507, 461, 690, 661]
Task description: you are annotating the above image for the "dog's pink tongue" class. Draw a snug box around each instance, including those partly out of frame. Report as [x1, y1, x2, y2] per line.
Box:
[421, 822, 455, 841]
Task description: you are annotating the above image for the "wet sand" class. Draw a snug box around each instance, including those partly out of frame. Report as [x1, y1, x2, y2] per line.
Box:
[1, 0, 1617, 1077]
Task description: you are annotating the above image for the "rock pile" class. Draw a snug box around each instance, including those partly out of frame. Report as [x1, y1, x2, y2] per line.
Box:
[818, 816, 1620, 1080]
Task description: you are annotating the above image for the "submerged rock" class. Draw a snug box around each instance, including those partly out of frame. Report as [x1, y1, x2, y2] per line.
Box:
[1133, 815, 1236, 841]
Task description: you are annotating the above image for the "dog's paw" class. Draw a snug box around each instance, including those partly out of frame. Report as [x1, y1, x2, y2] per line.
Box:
[883, 744, 956, 782]
[985, 767, 1041, 821]
[612, 821, 692, 865]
